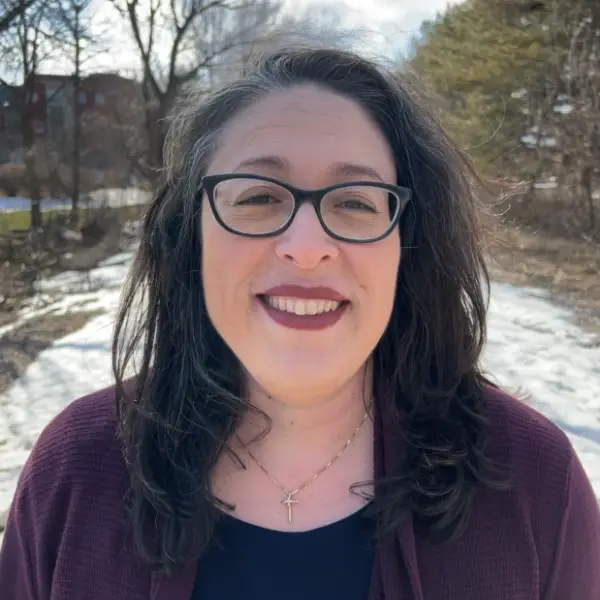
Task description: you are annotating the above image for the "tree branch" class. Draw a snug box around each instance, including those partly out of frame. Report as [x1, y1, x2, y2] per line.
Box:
[167, 0, 228, 90]
[0, 0, 38, 34]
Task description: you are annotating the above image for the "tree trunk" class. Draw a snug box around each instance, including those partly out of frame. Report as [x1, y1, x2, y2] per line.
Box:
[581, 165, 596, 232]
[19, 0, 42, 231]
[26, 150, 42, 229]
[71, 5, 82, 226]
[140, 73, 161, 183]
[22, 76, 42, 229]
[147, 104, 165, 183]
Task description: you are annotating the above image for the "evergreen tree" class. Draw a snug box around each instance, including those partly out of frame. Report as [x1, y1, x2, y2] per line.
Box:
[409, 0, 600, 234]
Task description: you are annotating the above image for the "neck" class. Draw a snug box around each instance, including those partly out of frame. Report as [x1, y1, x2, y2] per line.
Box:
[213, 364, 375, 529]
[234, 364, 373, 467]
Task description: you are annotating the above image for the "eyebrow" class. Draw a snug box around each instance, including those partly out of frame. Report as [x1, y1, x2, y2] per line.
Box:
[232, 155, 386, 182]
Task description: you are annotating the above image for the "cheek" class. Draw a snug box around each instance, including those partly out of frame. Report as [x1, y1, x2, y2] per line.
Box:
[202, 209, 236, 314]
[350, 237, 400, 333]
[358, 235, 400, 299]
[201, 209, 265, 310]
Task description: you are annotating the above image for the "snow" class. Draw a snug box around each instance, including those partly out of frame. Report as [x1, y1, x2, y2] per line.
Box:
[554, 103, 574, 115]
[484, 283, 600, 495]
[0, 249, 134, 339]
[534, 181, 559, 189]
[521, 134, 558, 149]
[0, 187, 150, 212]
[540, 137, 557, 148]
[0, 251, 132, 525]
[1, 251, 599, 538]
[521, 134, 537, 146]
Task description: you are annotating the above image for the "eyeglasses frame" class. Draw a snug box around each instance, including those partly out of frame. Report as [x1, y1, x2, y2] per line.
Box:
[198, 173, 412, 244]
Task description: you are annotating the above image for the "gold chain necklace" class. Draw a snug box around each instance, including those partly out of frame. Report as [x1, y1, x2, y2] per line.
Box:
[240, 409, 370, 524]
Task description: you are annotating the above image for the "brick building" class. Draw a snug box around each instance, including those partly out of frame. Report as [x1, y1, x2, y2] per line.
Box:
[0, 72, 142, 170]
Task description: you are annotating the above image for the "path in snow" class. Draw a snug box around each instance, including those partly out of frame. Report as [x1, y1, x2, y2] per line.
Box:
[1, 252, 599, 530]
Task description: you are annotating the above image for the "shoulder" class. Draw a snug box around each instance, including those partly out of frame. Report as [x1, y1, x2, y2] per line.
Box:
[479, 384, 588, 551]
[481, 384, 574, 491]
[14, 383, 128, 515]
[24, 384, 123, 477]
[478, 385, 600, 596]
[1, 385, 154, 597]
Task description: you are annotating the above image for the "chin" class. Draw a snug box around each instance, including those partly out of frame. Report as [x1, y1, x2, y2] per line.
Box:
[247, 351, 368, 403]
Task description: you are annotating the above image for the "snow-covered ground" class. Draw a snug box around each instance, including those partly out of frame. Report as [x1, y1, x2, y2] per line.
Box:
[0, 250, 132, 529]
[1, 250, 599, 535]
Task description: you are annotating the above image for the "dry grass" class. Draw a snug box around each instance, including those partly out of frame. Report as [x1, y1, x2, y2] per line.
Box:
[486, 224, 600, 334]
[0, 204, 143, 232]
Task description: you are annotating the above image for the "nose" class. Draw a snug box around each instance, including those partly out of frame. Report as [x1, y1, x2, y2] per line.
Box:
[274, 202, 340, 269]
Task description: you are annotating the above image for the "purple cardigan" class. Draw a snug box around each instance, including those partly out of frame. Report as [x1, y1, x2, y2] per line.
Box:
[1, 384, 599, 600]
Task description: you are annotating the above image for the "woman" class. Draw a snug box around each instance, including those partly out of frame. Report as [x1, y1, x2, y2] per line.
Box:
[1, 45, 598, 600]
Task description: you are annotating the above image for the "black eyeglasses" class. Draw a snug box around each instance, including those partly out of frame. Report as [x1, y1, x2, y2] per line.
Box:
[198, 173, 411, 243]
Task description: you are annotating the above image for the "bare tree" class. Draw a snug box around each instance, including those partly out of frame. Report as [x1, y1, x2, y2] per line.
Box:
[273, 3, 358, 48]
[192, 0, 281, 85]
[1, 0, 63, 228]
[0, 0, 38, 34]
[108, 0, 282, 180]
[527, 0, 600, 234]
[202, 2, 358, 86]
[55, 0, 93, 224]
[560, 9, 600, 231]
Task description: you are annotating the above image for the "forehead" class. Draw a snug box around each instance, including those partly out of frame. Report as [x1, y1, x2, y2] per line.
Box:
[207, 85, 396, 183]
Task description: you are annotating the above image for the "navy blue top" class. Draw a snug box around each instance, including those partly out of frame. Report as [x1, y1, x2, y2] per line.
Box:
[192, 506, 375, 599]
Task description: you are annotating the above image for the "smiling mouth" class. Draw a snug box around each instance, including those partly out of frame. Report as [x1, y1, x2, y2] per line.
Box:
[256, 294, 350, 330]
[260, 295, 347, 316]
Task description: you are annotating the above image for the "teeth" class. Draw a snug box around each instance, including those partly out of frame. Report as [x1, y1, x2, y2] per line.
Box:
[264, 296, 342, 315]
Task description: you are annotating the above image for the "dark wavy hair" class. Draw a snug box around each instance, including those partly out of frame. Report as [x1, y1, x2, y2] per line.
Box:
[112, 44, 509, 575]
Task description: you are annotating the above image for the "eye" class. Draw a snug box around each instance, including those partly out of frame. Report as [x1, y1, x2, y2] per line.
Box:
[235, 194, 281, 205]
[338, 199, 378, 213]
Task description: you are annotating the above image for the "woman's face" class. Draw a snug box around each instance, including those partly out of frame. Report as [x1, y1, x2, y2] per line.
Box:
[201, 85, 400, 404]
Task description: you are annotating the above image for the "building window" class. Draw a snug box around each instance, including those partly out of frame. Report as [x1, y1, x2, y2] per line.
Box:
[77, 91, 87, 105]
[95, 92, 105, 105]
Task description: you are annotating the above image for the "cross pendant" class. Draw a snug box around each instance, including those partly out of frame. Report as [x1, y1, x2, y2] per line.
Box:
[282, 491, 298, 524]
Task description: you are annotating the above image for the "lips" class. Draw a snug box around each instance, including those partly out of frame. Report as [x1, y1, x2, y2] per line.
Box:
[260, 284, 348, 301]
[257, 284, 350, 331]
